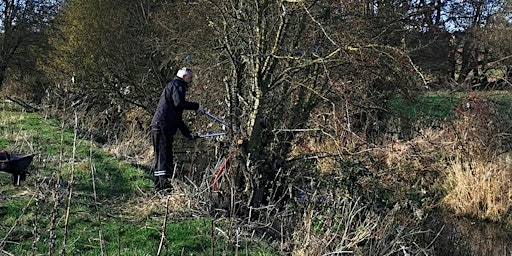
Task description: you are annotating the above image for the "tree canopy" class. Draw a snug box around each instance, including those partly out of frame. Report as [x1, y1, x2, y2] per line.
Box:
[0, 0, 59, 96]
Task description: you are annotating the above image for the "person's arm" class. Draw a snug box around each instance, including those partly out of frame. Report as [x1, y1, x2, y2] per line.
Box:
[172, 84, 199, 111]
[177, 119, 194, 139]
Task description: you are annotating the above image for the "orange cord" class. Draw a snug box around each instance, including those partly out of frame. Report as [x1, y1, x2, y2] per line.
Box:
[213, 155, 231, 192]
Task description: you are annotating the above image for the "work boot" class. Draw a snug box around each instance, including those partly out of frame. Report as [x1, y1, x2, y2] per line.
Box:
[154, 176, 172, 191]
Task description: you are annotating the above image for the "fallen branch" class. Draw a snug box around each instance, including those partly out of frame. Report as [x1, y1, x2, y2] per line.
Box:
[5, 96, 40, 112]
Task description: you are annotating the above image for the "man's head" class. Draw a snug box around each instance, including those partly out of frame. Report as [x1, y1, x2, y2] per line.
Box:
[177, 67, 194, 83]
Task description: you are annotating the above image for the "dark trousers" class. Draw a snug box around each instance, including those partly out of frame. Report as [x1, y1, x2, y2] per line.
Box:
[151, 127, 174, 180]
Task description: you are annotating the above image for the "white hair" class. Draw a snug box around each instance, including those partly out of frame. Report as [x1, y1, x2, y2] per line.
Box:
[176, 67, 193, 78]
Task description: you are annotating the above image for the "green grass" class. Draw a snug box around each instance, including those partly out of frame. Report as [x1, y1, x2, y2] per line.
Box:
[0, 105, 279, 255]
[387, 91, 463, 119]
[387, 91, 512, 120]
[484, 91, 512, 118]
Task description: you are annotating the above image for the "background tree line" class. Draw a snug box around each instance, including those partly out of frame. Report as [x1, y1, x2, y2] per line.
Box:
[1, 0, 509, 128]
[1, 0, 512, 253]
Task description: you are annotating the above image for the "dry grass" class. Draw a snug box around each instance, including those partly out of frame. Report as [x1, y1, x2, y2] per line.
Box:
[440, 95, 512, 222]
[290, 198, 379, 255]
[0, 114, 31, 144]
[120, 190, 202, 221]
[286, 196, 435, 256]
[102, 122, 153, 166]
[443, 153, 512, 221]
[380, 126, 512, 222]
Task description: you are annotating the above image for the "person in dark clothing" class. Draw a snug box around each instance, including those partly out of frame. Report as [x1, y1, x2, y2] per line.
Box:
[151, 67, 204, 190]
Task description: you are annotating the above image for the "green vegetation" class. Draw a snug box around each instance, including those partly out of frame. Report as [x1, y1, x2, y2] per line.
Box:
[387, 92, 463, 119]
[387, 91, 512, 120]
[0, 106, 278, 255]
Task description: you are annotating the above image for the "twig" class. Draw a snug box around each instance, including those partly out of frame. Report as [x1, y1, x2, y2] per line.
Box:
[1, 249, 14, 256]
[90, 139, 105, 256]
[426, 225, 444, 249]
[234, 227, 240, 256]
[210, 219, 215, 256]
[117, 228, 121, 256]
[47, 187, 60, 256]
[5, 96, 40, 112]
[60, 112, 78, 255]
[48, 121, 66, 256]
[157, 195, 170, 256]
[0, 195, 35, 251]
[31, 180, 43, 255]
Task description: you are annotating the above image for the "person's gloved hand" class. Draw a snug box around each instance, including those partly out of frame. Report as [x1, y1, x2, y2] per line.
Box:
[188, 133, 196, 141]
[197, 105, 205, 115]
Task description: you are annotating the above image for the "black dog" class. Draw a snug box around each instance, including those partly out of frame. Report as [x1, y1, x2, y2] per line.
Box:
[0, 151, 33, 186]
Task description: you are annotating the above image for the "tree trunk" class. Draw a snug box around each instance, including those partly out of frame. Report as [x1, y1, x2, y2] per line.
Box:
[458, 38, 477, 84]
[0, 66, 5, 92]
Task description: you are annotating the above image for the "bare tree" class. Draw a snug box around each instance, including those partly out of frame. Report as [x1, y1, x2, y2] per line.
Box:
[205, 0, 419, 207]
[203, 0, 339, 207]
[0, 0, 59, 92]
[445, 0, 510, 84]
[200, 0, 436, 208]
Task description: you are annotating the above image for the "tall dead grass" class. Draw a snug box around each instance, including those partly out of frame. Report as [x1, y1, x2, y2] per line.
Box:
[102, 121, 153, 167]
[443, 153, 512, 221]
[442, 95, 512, 222]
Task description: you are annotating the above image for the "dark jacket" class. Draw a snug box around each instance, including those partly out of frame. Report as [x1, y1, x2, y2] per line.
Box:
[151, 77, 199, 136]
